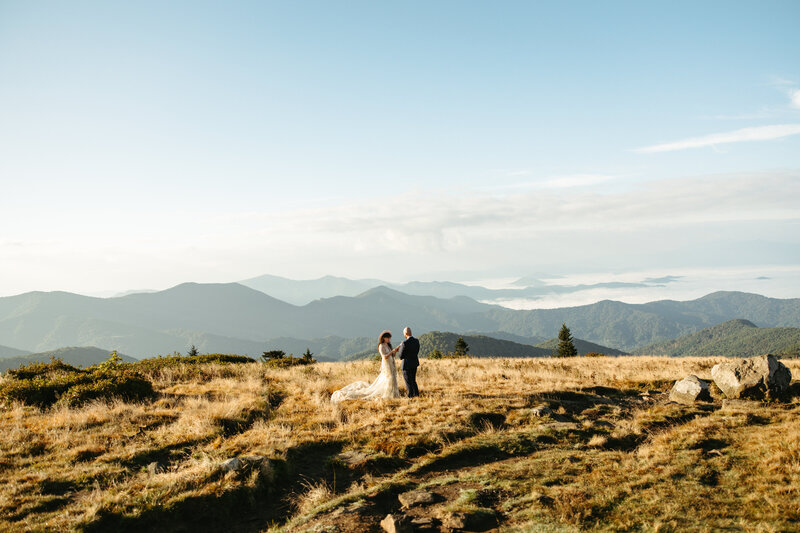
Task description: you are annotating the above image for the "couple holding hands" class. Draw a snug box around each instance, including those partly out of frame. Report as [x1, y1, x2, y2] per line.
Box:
[331, 327, 420, 403]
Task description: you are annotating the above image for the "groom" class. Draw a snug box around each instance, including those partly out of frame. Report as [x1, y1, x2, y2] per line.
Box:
[397, 327, 420, 398]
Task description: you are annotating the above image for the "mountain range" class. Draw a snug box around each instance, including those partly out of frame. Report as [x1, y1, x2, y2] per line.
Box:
[0, 346, 137, 373]
[1, 280, 799, 360]
[634, 319, 800, 357]
[239, 274, 674, 306]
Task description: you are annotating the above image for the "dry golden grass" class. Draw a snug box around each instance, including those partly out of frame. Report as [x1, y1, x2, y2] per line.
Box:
[0, 356, 798, 532]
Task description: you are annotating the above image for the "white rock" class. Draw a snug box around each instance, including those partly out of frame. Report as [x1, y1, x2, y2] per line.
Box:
[711, 354, 792, 400]
[669, 375, 711, 404]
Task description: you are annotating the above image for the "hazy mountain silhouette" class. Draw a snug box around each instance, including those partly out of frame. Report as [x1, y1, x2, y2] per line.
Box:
[0, 344, 29, 358]
[239, 274, 668, 305]
[0, 346, 136, 373]
[239, 274, 382, 305]
[1, 282, 798, 358]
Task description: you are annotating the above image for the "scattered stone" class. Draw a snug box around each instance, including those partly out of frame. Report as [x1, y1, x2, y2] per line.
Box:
[146, 461, 166, 475]
[669, 375, 712, 404]
[442, 509, 497, 531]
[220, 457, 244, 473]
[311, 525, 340, 533]
[398, 489, 437, 508]
[380, 513, 412, 533]
[218, 455, 274, 479]
[410, 517, 435, 527]
[711, 354, 792, 400]
[531, 405, 552, 417]
[337, 450, 370, 466]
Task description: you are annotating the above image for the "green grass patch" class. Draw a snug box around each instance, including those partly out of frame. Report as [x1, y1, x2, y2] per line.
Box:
[0, 358, 155, 408]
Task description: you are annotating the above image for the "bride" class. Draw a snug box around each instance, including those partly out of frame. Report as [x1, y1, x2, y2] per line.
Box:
[331, 330, 401, 403]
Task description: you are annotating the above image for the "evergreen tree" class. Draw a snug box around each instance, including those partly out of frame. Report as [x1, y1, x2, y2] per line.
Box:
[187, 345, 199, 357]
[302, 348, 314, 363]
[554, 323, 578, 357]
[261, 350, 286, 362]
[454, 336, 470, 356]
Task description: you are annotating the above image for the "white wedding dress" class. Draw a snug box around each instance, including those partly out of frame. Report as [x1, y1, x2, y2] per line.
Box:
[331, 344, 401, 403]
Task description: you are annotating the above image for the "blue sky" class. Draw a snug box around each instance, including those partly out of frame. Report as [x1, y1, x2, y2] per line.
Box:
[1, 1, 799, 302]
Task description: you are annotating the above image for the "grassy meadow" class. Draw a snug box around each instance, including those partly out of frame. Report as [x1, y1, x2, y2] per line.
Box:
[1, 356, 799, 532]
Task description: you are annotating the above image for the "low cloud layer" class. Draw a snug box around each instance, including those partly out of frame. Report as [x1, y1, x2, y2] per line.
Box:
[1, 169, 798, 296]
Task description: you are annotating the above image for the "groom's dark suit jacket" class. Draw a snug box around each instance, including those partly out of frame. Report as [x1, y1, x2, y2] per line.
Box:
[398, 336, 420, 370]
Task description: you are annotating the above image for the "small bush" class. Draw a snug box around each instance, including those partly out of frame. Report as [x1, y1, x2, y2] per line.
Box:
[133, 353, 255, 372]
[427, 350, 469, 360]
[263, 355, 315, 368]
[5, 358, 78, 381]
[584, 352, 606, 358]
[0, 357, 155, 408]
[427, 349, 444, 359]
[56, 371, 155, 407]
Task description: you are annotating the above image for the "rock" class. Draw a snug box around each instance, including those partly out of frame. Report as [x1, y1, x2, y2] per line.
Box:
[219, 456, 273, 478]
[711, 354, 792, 400]
[146, 461, 166, 475]
[337, 450, 371, 466]
[398, 489, 436, 508]
[442, 509, 497, 531]
[220, 457, 243, 472]
[531, 405, 552, 417]
[669, 375, 712, 404]
[410, 517, 435, 528]
[380, 513, 412, 533]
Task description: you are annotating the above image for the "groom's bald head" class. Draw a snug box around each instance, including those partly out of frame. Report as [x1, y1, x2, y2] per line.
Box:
[403, 327, 412, 337]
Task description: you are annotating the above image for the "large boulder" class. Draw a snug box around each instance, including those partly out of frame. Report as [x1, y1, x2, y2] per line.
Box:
[711, 354, 792, 400]
[669, 375, 711, 404]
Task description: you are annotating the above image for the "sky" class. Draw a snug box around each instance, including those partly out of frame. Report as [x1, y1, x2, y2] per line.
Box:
[1, 1, 799, 304]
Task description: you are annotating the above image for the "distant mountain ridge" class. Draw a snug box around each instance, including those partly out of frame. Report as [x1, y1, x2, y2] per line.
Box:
[344, 330, 624, 360]
[1, 282, 798, 358]
[0, 346, 136, 373]
[534, 337, 627, 356]
[0, 344, 29, 358]
[419, 331, 552, 359]
[239, 274, 672, 306]
[634, 319, 800, 357]
[344, 331, 552, 360]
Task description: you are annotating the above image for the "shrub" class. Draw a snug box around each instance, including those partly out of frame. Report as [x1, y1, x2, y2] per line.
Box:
[56, 370, 155, 407]
[426, 349, 469, 360]
[584, 352, 606, 357]
[133, 353, 255, 372]
[427, 349, 444, 359]
[0, 357, 155, 408]
[263, 354, 315, 368]
[5, 358, 77, 381]
[261, 350, 286, 362]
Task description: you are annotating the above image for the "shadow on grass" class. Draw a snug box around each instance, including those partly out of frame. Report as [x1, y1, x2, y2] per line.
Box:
[83, 440, 348, 533]
[114, 438, 207, 471]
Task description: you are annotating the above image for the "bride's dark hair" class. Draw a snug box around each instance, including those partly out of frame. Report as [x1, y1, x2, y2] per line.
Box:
[379, 330, 392, 349]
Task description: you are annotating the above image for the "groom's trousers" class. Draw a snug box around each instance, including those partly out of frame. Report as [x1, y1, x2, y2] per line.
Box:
[403, 368, 419, 398]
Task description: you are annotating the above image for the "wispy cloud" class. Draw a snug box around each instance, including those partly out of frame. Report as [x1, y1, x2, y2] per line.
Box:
[634, 124, 800, 153]
[791, 89, 800, 109]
